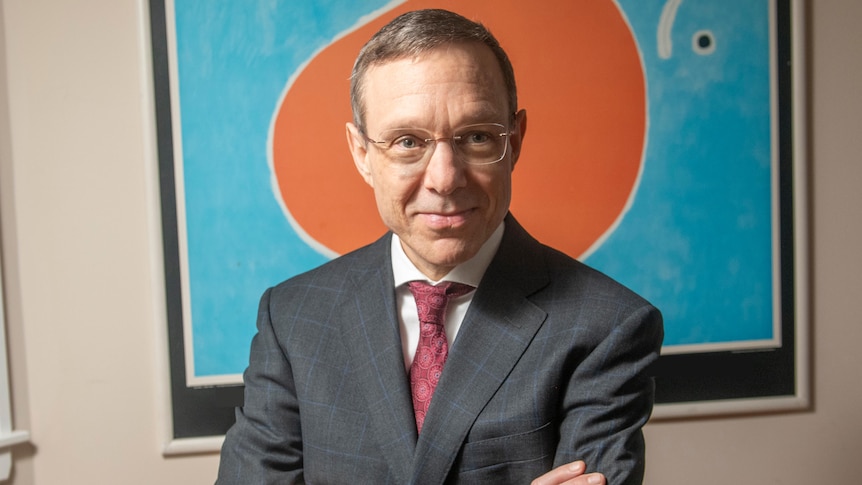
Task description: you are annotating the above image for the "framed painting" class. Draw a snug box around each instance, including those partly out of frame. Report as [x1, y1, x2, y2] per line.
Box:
[148, 0, 807, 451]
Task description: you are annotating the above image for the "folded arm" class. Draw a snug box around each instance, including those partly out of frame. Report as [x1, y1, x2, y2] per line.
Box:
[551, 303, 663, 485]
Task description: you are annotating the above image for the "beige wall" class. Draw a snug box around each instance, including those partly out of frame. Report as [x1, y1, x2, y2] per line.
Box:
[0, 0, 858, 483]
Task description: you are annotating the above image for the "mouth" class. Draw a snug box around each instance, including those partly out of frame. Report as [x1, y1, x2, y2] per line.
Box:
[418, 208, 476, 230]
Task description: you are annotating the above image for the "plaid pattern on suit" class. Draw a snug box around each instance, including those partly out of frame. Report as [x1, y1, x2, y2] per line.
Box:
[216, 215, 663, 485]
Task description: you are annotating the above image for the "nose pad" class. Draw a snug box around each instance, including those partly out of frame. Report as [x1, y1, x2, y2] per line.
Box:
[423, 137, 460, 168]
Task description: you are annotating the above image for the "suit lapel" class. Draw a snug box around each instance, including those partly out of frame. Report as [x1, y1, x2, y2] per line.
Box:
[339, 236, 417, 484]
[410, 216, 550, 484]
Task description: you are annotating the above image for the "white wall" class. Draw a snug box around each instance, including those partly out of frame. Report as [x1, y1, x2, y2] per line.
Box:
[0, 1, 859, 484]
[0, 0, 219, 482]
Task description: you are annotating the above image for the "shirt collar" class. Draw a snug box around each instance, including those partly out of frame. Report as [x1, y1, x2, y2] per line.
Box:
[391, 221, 505, 288]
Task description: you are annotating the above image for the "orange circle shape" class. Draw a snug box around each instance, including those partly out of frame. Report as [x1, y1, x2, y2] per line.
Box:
[272, 0, 645, 258]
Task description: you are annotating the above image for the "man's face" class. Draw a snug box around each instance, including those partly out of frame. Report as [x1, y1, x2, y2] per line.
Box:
[347, 42, 526, 280]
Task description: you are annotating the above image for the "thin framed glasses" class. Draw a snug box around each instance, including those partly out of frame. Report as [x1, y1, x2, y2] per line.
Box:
[363, 123, 513, 167]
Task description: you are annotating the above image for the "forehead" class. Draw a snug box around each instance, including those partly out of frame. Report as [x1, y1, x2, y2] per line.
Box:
[361, 43, 509, 130]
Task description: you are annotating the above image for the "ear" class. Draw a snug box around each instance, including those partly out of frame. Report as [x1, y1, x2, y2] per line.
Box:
[509, 109, 527, 169]
[346, 122, 374, 187]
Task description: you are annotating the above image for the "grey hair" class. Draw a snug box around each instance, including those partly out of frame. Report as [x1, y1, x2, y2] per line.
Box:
[349, 9, 518, 132]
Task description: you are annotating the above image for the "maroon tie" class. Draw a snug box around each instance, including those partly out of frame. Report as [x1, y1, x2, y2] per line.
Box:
[407, 281, 474, 433]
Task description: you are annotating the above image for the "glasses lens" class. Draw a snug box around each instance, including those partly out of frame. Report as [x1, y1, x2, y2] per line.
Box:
[376, 129, 432, 165]
[453, 124, 508, 165]
[373, 123, 509, 166]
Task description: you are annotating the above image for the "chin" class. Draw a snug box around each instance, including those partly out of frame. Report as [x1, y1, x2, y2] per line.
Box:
[430, 240, 480, 266]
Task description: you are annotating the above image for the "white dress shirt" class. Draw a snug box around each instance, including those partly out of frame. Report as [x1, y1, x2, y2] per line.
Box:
[391, 222, 505, 370]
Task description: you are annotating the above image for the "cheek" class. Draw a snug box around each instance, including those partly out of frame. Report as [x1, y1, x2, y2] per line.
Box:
[371, 170, 420, 216]
[479, 171, 513, 209]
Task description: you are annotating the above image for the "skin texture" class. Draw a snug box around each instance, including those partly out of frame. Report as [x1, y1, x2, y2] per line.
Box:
[532, 460, 606, 485]
[346, 41, 606, 485]
[346, 42, 526, 281]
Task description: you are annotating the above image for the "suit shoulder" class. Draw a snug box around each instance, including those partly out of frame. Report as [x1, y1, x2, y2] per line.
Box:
[540, 243, 655, 309]
[268, 234, 390, 300]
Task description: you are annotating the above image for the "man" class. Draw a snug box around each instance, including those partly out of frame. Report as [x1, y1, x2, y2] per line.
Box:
[217, 9, 662, 485]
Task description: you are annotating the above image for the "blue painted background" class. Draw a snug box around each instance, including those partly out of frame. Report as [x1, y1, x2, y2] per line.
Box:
[586, 0, 774, 345]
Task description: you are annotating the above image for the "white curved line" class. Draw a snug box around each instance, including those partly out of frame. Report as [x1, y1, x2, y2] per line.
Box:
[581, 2, 651, 261]
[657, 0, 683, 59]
[266, 1, 405, 259]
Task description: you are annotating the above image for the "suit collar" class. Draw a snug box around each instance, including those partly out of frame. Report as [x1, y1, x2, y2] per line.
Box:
[339, 216, 551, 484]
[410, 214, 551, 483]
[340, 234, 417, 483]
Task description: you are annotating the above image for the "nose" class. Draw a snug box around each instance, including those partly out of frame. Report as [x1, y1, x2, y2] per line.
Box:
[422, 139, 466, 195]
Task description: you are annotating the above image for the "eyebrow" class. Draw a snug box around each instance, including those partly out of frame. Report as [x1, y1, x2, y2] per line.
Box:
[373, 114, 509, 134]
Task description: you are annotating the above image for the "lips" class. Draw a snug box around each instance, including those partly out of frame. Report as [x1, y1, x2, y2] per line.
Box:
[418, 208, 476, 230]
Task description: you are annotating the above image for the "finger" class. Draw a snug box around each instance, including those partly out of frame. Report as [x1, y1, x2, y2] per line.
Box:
[531, 460, 586, 485]
[563, 473, 606, 485]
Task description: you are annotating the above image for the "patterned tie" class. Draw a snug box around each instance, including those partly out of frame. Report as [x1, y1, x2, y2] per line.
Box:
[407, 281, 474, 433]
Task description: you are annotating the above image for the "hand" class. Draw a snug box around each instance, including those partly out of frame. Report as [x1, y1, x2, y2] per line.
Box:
[531, 461, 606, 485]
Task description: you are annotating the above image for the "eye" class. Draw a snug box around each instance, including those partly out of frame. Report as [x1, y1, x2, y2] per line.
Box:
[390, 134, 425, 150]
[460, 130, 494, 145]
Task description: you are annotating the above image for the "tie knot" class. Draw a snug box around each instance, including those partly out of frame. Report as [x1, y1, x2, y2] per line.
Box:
[407, 281, 474, 326]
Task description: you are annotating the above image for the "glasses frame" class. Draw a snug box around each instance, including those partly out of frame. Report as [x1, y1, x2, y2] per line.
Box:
[362, 122, 515, 167]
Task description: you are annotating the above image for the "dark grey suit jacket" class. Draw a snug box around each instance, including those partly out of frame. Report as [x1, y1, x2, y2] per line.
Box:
[216, 215, 663, 485]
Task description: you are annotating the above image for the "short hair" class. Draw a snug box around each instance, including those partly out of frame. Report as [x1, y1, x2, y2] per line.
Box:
[349, 9, 518, 132]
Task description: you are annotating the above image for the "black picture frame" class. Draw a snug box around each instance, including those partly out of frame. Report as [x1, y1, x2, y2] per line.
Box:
[148, 0, 808, 451]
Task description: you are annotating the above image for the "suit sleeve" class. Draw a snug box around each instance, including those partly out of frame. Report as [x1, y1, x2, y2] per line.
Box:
[216, 287, 304, 484]
[554, 302, 663, 485]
